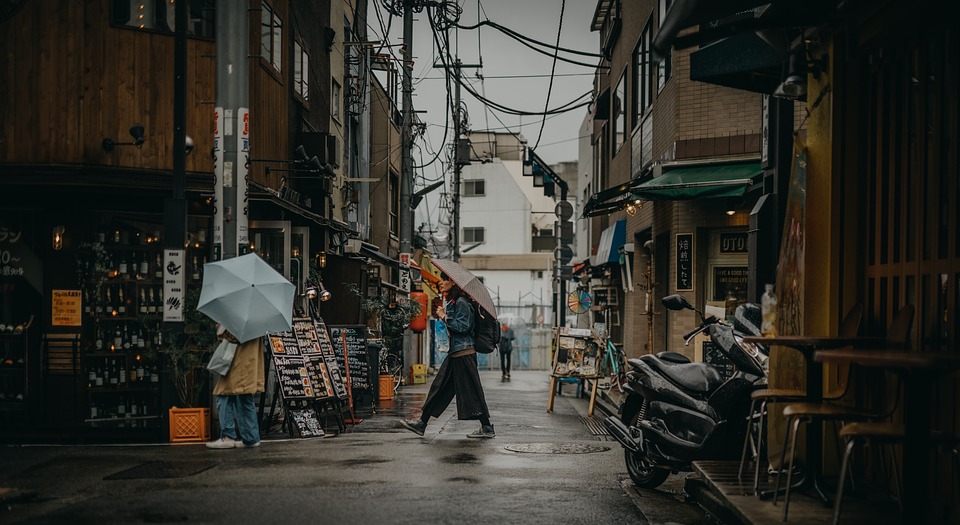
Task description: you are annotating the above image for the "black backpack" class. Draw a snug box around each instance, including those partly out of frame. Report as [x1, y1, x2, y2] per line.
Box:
[473, 306, 501, 354]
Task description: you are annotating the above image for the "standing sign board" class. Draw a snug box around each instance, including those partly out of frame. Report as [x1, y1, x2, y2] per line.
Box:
[266, 317, 350, 437]
[546, 327, 605, 416]
[328, 325, 373, 417]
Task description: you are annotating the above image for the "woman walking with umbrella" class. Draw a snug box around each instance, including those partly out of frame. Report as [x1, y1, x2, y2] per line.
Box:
[401, 260, 496, 439]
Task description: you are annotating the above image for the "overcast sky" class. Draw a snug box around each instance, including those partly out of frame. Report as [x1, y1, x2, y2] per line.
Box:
[369, 1, 599, 235]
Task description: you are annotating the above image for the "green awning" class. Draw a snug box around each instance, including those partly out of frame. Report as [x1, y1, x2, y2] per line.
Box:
[631, 163, 761, 201]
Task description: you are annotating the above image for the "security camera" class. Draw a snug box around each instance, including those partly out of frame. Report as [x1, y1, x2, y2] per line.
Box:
[185, 135, 195, 155]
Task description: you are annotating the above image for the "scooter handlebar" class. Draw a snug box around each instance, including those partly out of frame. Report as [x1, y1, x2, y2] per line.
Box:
[682, 316, 719, 344]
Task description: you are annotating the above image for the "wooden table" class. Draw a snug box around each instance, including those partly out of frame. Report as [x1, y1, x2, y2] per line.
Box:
[743, 335, 886, 504]
[815, 349, 960, 523]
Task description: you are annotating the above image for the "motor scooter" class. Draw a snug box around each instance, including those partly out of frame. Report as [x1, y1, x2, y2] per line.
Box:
[604, 294, 768, 488]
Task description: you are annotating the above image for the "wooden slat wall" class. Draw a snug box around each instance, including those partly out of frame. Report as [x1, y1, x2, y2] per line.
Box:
[859, 21, 959, 522]
[0, 0, 215, 175]
[249, 0, 289, 191]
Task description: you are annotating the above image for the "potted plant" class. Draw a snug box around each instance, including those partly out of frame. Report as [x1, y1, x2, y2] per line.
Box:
[149, 288, 218, 442]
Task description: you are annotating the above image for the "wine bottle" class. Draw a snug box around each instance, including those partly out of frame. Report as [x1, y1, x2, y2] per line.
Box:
[84, 289, 92, 314]
[147, 288, 156, 313]
[192, 256, 200, 280]
[113, 326, 122, 350]
[123, 325, 131, 350]
[95, 365, 104, 387]
[139, 289, 147, 314]
[117, 287, 126, 315]
[139, 253, 149, 276]
[155, 253, 163, 279]
[119, 254, 128, 275]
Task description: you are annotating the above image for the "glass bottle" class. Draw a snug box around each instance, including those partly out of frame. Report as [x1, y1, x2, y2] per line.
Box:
[761, 284, 778, 337]
[139, 253, 149, 276]
[117, 287, 126, 315]
[155, 253, 163, 279]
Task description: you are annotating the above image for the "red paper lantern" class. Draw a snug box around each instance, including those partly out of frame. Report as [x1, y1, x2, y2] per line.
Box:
[409, 291, 429, 332]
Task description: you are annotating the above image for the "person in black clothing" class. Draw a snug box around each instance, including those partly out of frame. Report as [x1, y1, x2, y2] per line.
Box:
[498, 323, 515, 382]
[400, 274, 495, 438]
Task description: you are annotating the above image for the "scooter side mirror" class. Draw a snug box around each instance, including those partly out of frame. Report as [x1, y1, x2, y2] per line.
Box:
[661, 295, 693, 311]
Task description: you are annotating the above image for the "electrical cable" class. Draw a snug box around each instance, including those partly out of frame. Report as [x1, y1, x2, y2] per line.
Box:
[533, 0, 565, 150]
[454, 19, 604, 58]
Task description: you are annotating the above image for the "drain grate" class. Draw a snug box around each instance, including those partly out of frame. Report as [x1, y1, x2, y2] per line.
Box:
[579, 416, 610, 436]
[104, 460, 218, 480]
[504, 443, 610, 454]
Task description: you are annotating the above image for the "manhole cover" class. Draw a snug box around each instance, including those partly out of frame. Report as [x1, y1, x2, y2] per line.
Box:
[104, 460, 217, 480]
[504, 443, 611, 454]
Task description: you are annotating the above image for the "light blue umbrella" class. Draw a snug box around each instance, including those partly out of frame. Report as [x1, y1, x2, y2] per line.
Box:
[196, 253, 295, 343]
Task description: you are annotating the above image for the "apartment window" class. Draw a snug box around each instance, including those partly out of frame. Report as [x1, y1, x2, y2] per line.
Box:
[261, 2, 282, 73]
[332, 80, 342, 122]
[463, 227, 485, 244]
[613, 72, 626, 152]
[634, 19, 653, 121]
[657, 0, 673, 91]
[294, 40, 310, 102]
[463, 179, 485, 197]
[111, 0, 215, 38]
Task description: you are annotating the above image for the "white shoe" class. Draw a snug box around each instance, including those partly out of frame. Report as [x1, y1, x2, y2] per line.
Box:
[205, 436, 240, 449]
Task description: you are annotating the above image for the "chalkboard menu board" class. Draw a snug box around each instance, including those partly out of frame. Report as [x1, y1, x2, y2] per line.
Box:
[268, 318, 348, 400]
[288, 407, 325, 438]
[328, 325, 370, 390]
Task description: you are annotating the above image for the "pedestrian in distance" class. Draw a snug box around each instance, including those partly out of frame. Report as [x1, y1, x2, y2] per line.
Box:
[206, 324, 265, 449]
[499, 323, 515, 382]
[400, 273, 495, 439]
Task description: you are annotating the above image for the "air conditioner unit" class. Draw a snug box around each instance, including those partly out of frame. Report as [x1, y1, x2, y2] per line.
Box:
[344, 239, 362, 253]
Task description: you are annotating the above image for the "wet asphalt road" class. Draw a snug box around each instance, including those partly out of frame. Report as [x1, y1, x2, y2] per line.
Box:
[0, 371, 716, 525]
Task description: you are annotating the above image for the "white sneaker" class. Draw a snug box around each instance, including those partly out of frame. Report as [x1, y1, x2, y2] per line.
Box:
[205, 436, 240, 449]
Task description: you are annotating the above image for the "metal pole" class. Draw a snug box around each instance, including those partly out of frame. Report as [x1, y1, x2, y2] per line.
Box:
[399, 3, 414, 255]
[215, 1, 249, 260]
[167, 0, 187, 250]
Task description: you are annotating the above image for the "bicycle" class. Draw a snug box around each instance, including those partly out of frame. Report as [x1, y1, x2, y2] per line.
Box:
[598, 339, 628, 393]
[378, 344, 403, 396]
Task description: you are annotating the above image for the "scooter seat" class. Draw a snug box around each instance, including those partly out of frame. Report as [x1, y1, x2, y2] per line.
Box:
[645, 359, 724, 394]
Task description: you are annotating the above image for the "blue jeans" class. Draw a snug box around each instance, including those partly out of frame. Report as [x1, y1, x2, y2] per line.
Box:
[215, 394, 260, 445]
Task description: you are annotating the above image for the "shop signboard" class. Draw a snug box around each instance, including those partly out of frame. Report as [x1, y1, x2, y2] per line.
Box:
[162, 250, 184, 322]
[713, 266, 749, 302]
[51, 289, 82, 327]
[676, 233, 694, 291]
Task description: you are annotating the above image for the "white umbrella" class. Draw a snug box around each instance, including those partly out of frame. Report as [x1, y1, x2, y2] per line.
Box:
[196, 253, 295, 343]
[431, 258, 497, 317]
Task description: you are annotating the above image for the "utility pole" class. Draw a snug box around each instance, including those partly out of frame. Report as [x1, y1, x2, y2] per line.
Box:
[214, 2, 249, 261]
[399, 4, 414, 256]
[441, 58, 480, 262]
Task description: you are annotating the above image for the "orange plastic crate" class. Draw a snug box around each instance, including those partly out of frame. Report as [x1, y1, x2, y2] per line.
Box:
[168, 407, 211, 443]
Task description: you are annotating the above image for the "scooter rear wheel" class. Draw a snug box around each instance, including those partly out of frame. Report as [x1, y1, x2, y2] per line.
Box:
[625, 449, 670, 488]
[624, 407, 670, 488]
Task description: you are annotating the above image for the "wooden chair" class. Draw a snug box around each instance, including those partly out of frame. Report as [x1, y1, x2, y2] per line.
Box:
[774, 304, 915, 521]
[738, 304, 863, 493]
[832, 424, 960, 524]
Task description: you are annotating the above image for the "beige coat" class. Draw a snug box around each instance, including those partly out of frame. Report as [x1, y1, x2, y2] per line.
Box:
[213, 330, 265, 396]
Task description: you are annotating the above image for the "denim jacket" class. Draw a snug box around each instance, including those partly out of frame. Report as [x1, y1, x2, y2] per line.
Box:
[445, 296, 476, 353]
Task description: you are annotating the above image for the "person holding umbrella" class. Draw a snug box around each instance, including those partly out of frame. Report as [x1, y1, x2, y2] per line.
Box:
[206, 324, 265, 449]
[196, 253, 296, 449]
[401, 261, 496, 439]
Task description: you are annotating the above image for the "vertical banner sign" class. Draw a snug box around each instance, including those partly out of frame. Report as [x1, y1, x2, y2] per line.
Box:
[236, 108, 250, 254]
[213, 108, 224, 259]
[163, 250, 185, 322]
[399, 268, 411, 292]
[676, 233, 694, 291]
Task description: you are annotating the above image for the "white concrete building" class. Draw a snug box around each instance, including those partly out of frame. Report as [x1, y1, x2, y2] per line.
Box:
[458, 132, 555, 327]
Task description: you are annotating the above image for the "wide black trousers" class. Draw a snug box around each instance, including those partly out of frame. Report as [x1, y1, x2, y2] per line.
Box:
[421, 352, 489, 421]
